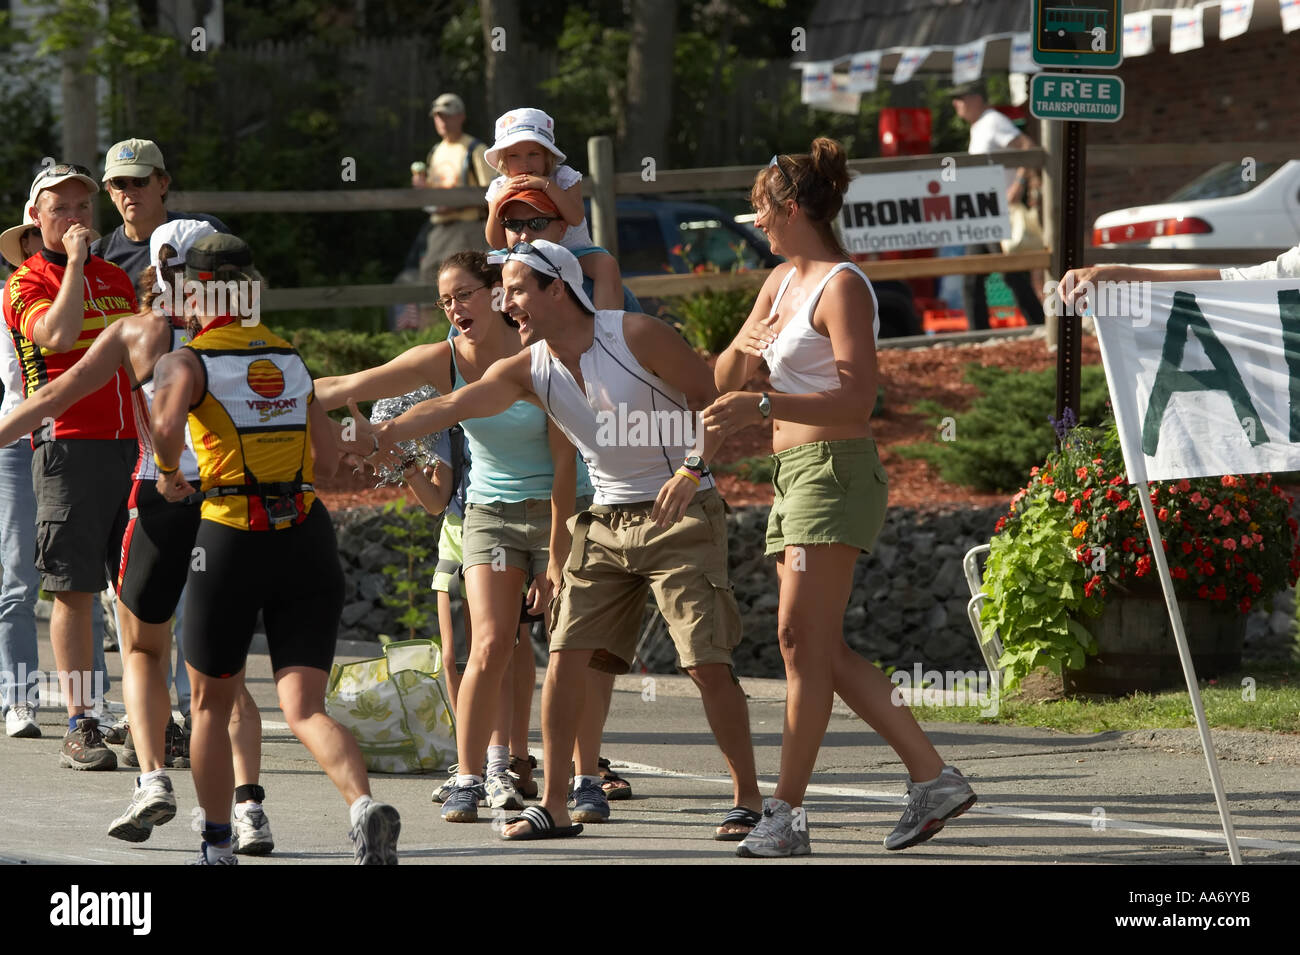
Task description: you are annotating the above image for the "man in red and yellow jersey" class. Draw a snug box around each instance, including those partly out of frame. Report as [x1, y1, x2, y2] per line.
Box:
[1, 163, 139, 771]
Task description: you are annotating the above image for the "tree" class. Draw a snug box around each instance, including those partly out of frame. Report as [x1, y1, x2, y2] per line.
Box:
[620, 0, 676, 172]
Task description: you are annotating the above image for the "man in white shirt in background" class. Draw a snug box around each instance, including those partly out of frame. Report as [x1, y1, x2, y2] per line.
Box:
[951, 81, 1046, 330]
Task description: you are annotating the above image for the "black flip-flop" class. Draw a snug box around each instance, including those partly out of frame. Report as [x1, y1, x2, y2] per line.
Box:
[501, 805, 584, 841]
[714, 806, 762, 841]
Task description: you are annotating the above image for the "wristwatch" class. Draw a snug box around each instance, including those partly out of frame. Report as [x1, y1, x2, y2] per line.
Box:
[683, 454, 710, 477]
[758, 393, 772, 419]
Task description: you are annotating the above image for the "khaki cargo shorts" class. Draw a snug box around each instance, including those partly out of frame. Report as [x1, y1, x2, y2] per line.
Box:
[548, 487, 742, 674]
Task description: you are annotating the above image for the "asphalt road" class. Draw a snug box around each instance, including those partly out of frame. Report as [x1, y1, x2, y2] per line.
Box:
[2, 629, 1298, 867]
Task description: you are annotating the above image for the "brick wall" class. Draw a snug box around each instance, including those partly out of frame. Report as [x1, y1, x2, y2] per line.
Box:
[1082, 28, 1300, 225]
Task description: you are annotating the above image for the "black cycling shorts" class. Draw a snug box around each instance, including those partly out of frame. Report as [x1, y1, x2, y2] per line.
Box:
[117, 480, 201, 624]
[183, 502, 344, 679]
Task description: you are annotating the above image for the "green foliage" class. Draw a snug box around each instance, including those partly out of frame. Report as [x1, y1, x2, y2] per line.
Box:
[670, 288, 752, 354]
[714, 455, 775, 484]
[378, 499, 442, 643]
[979, 497, 1102, 692]
[895, 363, 1112, 493]
[290, 323, 447, 382]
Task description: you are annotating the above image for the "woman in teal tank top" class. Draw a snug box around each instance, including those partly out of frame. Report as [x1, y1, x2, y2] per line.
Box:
[316, 251, 603, 818]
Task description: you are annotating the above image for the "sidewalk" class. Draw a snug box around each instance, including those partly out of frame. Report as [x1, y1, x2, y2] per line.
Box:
[2, 627, 1298, 865]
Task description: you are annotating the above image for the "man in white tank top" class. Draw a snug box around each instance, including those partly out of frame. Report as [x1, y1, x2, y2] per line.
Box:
[357, 240, 763, 842]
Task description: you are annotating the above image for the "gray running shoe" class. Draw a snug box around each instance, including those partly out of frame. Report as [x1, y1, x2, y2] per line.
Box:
[431, 764, 460, 804]
[60, 717, 117, 771]
[568, 777, 610, 823]
[485, 771, 524, 811]
[107, 775, 178, 843]
[736, 797, 811, 858]
[190, 843, 238, 865]
[441, 782, 485, 822]
[232, 805, 275, 856]
[350, 801, 400, 864]
[884, 766, 977, 851]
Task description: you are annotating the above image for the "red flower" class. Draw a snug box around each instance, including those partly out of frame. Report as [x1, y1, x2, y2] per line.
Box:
[1181, 541, 1194, 555]
[1042, 475, 1054, 486]
[1213, 585, 1227, 601]
[1221, 475, 1236, 488]
[1076, 467, 1089, 480]
[1172, 566, 1188, 580]
[1084, 575, 1101, 598]
[1239, 597, 1251, 613]
[1117, 500, 1131, 511]
[1177, 479, 1191, 492]
[1136, 555, 1152, 577]
[1030, 466, 1039, 477]
[1083, 488, 1094, 500]
[1073, 499, 1082, 514]
[994, 516, 1006, 533]
[1054, 488, 1067, 502]
[1109, 475, 1125, 486]
[1197, 584, 1209, 599]
[1157, 507, 1169, 521]
[1223, 538, 1237, 551]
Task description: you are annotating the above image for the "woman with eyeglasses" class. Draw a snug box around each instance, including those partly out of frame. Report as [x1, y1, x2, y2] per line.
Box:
[706, 138, 977, 858]
[315, 250, 591, 822]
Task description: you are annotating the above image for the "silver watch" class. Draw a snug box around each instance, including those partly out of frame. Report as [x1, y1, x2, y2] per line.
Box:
[758, 392, 772, 419]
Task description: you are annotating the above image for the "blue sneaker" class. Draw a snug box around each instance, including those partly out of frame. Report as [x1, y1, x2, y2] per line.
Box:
[441, 782, 485, 822]
[569, 777, 610, 823]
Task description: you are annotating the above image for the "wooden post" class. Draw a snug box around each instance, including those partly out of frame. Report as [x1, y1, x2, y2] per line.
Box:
[588, 136, 617, 259]
[60, 35, 98, 229]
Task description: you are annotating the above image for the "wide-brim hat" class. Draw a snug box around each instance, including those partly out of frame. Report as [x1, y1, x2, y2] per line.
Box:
[484, 107, 565, 168]
[1, 214, 100, 269]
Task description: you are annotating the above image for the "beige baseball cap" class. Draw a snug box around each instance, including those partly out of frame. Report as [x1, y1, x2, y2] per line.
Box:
[103, 138, 167, 180]
[430, 93, 466, 117]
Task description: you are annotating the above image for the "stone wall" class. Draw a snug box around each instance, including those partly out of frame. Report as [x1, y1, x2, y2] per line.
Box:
[329, 503, 1300, 679]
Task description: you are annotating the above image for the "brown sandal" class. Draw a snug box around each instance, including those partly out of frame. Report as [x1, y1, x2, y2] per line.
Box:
[510, 754, 538, 799]
[598, 756, 632, 801]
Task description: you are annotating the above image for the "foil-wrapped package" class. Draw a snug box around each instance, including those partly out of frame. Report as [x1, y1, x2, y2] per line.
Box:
[368, 385, 442, 487]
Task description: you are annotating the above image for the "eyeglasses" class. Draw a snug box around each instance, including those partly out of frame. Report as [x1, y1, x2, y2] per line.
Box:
[34, 163, 92, 183]
[507, 241, 563, 278]
[768, 154, 795, 191]
[107, 175, 153, 191]
[436, 285, 486, 311]
[502, 216, 558, 234]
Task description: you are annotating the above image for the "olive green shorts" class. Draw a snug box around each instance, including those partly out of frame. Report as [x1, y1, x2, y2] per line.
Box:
[430, 513, 464, 593]
[765, 438, 889, 556]
[462, 498, 552, 578]
[549, 488, 742, 674]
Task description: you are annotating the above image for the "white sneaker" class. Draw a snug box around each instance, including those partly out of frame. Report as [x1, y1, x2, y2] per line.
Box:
[191, 843, 238, 865]
[884, 766, 977, 850]
[107, 775, 178, 843]
[735, 797, 811, 858]
[5, 702, 40, 739]
[232, 804, 275, 856]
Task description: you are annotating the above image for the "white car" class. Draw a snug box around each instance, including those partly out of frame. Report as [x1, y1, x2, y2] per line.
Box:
[1092, 159, 1300, 250]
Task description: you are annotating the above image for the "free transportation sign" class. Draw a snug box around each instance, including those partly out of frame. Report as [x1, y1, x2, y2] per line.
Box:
[1033, 0, 1124, 69]
[1030, 73, 1125, 123]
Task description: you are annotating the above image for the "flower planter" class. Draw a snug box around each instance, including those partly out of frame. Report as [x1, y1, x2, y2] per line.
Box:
[1065, 594, 1245, 696]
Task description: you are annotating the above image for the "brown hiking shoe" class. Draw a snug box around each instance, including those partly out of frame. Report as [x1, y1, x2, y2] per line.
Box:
[60, 717, 118, 771]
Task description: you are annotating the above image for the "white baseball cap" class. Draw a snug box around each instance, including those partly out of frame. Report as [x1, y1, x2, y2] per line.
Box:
[484, 108, 565, 168]
[497, 239, 595, 314]
[26, 162, 100, 209]
[149, 218, 219, 292]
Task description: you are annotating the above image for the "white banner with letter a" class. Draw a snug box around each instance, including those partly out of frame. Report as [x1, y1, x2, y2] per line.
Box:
[1093, 279, 1300, 484]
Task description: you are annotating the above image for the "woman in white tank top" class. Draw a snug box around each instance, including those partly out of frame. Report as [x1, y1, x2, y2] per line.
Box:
[706, 138, 977, 858]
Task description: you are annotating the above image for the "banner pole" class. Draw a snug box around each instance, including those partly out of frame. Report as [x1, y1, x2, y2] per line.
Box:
[1135, 480, 1243, 865]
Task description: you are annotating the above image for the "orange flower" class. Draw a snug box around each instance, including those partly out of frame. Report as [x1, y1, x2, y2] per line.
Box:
[1072, 521, 1088, 538]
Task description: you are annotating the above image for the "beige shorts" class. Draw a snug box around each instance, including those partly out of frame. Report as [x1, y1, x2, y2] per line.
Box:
[548, 488, 742, 674]
[462, 498, 552, 578]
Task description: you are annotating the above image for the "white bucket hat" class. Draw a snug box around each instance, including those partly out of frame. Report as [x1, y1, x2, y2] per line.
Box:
[484, 108, 565, 169]
[494, 239, 595, 314]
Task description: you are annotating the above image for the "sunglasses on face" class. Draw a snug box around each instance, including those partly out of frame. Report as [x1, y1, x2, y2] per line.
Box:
[436, 285, 486, 311]
[108, 175, 153, 191]
[502, 216, 557, 234]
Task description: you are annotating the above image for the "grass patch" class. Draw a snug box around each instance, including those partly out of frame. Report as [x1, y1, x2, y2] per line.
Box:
[906, 667, 1300, 734]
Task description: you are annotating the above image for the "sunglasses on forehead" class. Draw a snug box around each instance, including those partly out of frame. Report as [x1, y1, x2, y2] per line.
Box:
[35, 162, 92, 181]
[502, 215, 558, 234]
[506, 241, 563, 277]
[768, 154, 795, 190]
